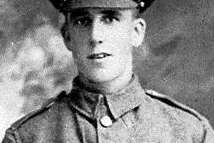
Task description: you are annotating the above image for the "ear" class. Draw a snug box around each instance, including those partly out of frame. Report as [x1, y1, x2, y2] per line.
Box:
[131, 18, 146, 47]
[61, 23, 73, 51]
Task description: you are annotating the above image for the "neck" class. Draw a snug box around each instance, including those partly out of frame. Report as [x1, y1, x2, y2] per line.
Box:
[78, 69, 133, 94]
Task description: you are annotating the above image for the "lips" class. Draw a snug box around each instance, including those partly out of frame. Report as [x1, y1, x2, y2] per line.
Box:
[87, 53, 112, 59]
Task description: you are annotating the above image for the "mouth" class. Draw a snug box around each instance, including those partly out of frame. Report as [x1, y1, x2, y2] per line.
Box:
[87, 53, 112, 60]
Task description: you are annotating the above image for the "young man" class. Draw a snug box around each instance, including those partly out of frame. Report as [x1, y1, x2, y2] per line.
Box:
[2, 0, 214, 142]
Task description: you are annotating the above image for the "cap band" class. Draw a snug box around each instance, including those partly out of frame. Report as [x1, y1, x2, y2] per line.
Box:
[62, 0, 138, 11]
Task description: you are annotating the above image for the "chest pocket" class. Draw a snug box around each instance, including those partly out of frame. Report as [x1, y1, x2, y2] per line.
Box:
[120, 108, 172, 143]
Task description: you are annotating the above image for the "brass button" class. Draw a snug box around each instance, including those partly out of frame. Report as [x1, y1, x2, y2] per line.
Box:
[100, 116, 112, 127]
[140, 2, 145, 7]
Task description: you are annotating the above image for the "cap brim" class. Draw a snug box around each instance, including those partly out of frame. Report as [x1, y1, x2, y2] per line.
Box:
[49, 0, 156, 13]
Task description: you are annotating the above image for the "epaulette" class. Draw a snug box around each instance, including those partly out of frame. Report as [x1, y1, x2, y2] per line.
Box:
[9, 91, 67, 131]
[145, 89, 204, 121]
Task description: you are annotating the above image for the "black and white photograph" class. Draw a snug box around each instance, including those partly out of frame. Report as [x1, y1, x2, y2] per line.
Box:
[0, 0, 214, 142]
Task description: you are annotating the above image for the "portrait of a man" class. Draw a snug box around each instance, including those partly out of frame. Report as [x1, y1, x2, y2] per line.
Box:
[1, 0, 214, 143]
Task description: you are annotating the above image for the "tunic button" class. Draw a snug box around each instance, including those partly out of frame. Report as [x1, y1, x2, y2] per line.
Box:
[100, 116, 113, 127]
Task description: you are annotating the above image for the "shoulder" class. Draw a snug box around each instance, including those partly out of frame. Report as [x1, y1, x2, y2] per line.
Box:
[144, 89, 203, 121]
[144, 89, 209, 139]
[7, 91, 68, 132]
[144, 89, 214, 141]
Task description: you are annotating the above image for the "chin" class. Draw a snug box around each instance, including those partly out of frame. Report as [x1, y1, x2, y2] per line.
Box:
[86, 69, 119, 83]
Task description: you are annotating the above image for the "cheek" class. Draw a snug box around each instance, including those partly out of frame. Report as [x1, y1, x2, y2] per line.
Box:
[67, 31, 89, 54]
[113, 33, 132, 54]
[110, 25, 132, 46]
[105, 25, 133, 62]
[67, 27, 89, 43]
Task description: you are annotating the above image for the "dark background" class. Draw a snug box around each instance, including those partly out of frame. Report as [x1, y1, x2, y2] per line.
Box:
[0, 0, 214, 139]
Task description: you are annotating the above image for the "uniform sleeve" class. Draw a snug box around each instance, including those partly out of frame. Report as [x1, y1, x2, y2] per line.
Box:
[1, 129, 20, 143]
[201, 119, 214, 143]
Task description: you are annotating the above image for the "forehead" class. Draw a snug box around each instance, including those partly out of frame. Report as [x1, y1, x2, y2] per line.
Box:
[67, 8, 134, 17]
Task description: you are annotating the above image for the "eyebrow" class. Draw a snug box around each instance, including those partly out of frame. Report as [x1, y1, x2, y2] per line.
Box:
[100, 10, 122, 17]
[68, 9, 122, 19]
[68, 9, 89, 18]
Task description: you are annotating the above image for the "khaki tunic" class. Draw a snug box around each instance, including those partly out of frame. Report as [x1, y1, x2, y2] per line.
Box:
[2, 75, 214, 143]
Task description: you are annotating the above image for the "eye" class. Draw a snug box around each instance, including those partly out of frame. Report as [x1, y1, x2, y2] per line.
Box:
[72, 17, 92, 27]
[102, 15, 119, 24]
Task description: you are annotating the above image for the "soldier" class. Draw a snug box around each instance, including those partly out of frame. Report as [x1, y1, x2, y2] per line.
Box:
[2, 0, 214, 142]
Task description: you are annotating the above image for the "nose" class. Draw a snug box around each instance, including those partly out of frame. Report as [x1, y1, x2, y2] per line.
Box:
[89, 18, 104, 47]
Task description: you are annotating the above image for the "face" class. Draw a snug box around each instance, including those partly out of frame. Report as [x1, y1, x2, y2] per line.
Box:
[64, 8, 145, 83]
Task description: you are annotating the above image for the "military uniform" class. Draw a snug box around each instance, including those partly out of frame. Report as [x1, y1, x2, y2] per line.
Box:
[2, 0, 214, 142]
[2, 75, 214, 143]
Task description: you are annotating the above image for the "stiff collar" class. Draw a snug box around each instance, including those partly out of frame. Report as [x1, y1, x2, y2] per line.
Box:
[68, 74, 147, 119]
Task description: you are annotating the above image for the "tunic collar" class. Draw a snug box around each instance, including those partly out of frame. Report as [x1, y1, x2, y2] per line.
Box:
[68, 74, 147, 119]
